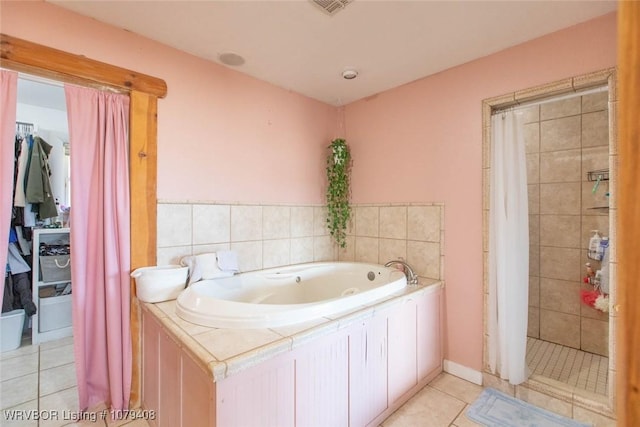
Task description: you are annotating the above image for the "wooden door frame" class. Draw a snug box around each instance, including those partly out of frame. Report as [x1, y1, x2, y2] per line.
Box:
[1, 33, 165, 408]
[617, 2, 640, 425]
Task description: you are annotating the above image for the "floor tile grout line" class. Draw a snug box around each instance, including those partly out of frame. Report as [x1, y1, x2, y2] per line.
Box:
[448, 403, 470, 427]
[526, 337, 608, 396]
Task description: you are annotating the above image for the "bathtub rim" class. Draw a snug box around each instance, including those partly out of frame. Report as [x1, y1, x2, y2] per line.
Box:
[175, 261, 408, 329]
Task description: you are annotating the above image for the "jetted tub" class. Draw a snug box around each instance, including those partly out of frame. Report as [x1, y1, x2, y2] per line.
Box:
[176, 262, 407, 328]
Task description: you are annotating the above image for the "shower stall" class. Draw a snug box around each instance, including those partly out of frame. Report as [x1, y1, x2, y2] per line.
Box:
[522, 90, 611, 396]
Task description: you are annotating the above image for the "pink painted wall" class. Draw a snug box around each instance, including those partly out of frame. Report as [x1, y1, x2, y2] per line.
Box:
[0, 1, 338, 204]
[1, 1, 617, 373]
[344, 13, 617, 370]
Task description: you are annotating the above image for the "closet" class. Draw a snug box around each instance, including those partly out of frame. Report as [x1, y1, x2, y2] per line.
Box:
[4, 75, 73, 345]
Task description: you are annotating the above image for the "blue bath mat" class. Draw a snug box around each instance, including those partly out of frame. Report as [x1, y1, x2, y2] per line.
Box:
[467, 388, 590, 427]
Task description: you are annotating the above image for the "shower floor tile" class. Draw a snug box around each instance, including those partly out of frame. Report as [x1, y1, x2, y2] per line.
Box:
[526, 337, 608, 396]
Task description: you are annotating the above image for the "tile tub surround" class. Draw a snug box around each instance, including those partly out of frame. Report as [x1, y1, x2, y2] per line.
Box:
[339, 203, 445, 280]
[157, 201, 444, 280]
[141, 279, 443, 426]
[157, 202, 337, 270]
[143, 278, 442, 382]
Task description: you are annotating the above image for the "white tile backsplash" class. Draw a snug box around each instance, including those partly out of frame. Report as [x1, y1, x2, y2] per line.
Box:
[157, 204, 192, 247]
[408, 205, 441, 243]
[157, 202, 444, 278]
[313, 206, 329, 236]
[355, 206, 379, 237]
[231, 240, 263, 272]
[193, 204, 230, 244]
[291, 237, 314, 264]
[263, 239, 290, 268]
[291, 206, 314, 237]
[379, 206, 407, 239]
[231, 205, 263, 242]
[263, 206, 291, 239]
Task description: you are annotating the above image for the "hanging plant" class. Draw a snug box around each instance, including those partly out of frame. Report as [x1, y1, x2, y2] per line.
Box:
[326, 138, 352, 248]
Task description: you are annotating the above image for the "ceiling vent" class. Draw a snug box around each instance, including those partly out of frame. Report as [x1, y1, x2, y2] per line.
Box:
[309, 0, 353, 16]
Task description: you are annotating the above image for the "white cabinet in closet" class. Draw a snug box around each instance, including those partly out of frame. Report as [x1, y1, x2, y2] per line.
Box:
[31, 228, 73, 344]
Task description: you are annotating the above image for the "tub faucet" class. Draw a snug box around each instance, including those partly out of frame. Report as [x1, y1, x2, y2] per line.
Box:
[384, 259, 419, 286]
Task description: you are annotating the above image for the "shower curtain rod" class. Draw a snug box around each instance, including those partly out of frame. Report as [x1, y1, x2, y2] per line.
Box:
[16, 71, 64, 88]
[16, 70, 126, 94]
[491, 85, 608, 115]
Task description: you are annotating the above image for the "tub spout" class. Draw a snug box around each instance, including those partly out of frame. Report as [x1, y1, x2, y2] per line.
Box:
[384, 259, 419, 285]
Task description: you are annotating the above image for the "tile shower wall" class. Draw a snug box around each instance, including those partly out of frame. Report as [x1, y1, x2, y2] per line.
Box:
[525, 91, 610, 356]
[156, 202, 444, 279]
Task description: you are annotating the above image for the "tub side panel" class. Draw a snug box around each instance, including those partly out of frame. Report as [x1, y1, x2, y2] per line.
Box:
[182, 351, 216, 427]
[349, 316, 389, 426]
[159, 331, 181, 427]
[387, 298, 418, 404]
[295, 330, 349, 426]
[417, 287, 443, 381]
[216, 353, 295, 426]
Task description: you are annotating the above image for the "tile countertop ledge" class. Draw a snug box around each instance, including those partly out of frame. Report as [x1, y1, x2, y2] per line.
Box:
[141, 277, 444, 382]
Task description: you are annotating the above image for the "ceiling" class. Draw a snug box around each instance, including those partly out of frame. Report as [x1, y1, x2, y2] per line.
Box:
[40, 1, 617, 106]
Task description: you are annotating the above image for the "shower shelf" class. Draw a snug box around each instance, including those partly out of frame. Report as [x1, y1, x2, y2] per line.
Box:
[587, 169, 609, 182]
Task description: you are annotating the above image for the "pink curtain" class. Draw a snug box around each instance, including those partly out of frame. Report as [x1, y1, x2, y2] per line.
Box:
[0, 70, 18, 311]
[65, 85, 131, 411]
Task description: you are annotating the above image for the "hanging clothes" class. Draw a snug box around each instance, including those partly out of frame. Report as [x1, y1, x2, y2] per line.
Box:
[13, 135, 29, 207]
[25, 136, 58, 219]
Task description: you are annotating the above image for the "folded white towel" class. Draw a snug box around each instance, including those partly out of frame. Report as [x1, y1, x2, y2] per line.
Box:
[180, 252, 234, 286]
[216, 250, 239, 272]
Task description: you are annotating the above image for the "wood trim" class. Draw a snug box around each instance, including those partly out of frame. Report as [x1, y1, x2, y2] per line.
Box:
[129, 91, 158, 409]
[617, 2, 640, 426]
[1, 35, 162, 410]
[130, 91, 158, 269]
[1, 34, 167, 98]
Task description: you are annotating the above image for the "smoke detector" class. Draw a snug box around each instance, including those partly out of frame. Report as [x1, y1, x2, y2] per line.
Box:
[309, 0, 353, 16]
[342, 69, 358, 80]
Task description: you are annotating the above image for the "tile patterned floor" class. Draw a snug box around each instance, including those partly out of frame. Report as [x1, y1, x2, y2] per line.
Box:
[2, 336, 484, 427]
[526, 337, 608, 396]
[0, 336, 151, 427]
[381, 373, 484, 427]
[3, 336, 613, 427]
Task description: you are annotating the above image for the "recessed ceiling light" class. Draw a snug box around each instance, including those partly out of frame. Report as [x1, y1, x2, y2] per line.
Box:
[218, 52, 245, 67]
[342, 69, 358, 80]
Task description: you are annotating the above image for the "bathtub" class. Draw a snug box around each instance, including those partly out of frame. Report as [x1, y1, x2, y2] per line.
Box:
[175, 262, 407, 328]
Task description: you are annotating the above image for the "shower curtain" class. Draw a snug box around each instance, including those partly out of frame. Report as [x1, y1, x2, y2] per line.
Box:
[488, 110, 529, 385]
[65, 85, 132, 411]
[0, 70, 18, 311]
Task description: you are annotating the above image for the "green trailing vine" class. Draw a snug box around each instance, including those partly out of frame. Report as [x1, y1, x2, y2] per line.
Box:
[326, 138, 352, 248]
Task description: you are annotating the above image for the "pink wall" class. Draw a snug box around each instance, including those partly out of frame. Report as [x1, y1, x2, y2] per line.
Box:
[1, 1, 617, 372]
[0, 1, 338, 204]
[344, 13, 617, 370]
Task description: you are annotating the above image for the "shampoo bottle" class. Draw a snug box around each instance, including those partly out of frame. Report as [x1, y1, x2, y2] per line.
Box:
[588, 230, 602, 260]
[597, 236, 609, 262]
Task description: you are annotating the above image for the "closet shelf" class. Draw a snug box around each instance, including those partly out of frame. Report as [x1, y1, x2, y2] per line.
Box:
[587, 169, 609, 182]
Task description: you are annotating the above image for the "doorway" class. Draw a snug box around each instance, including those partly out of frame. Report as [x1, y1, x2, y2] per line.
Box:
[482, 68, 618, 416]
[14, 75, 73, 347]
[520, 89, 611, 396]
